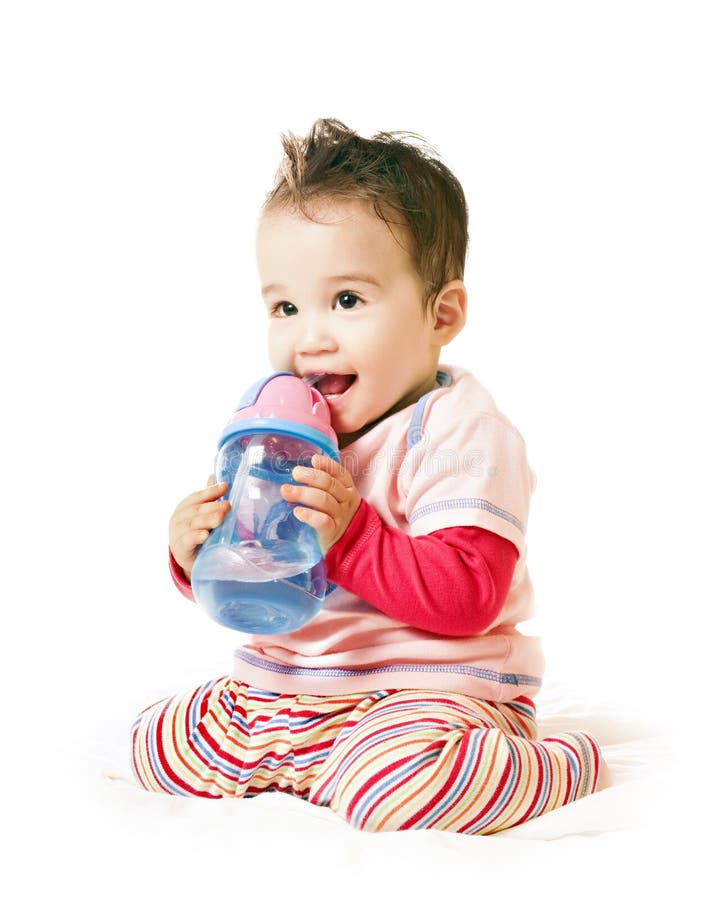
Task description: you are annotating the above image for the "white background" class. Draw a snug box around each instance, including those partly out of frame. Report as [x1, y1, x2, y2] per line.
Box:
[1, 0, 719, 892]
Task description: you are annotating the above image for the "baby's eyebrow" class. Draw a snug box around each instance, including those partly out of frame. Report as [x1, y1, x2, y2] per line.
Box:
[325, 273, 382, 288]
[262, 274, 382, 298]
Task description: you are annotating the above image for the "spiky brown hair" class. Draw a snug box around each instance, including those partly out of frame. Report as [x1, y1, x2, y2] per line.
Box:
[263, 118, 468, 308]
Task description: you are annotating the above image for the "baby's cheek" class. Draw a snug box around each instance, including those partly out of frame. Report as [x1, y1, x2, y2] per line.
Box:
[265, 328, 293, 370]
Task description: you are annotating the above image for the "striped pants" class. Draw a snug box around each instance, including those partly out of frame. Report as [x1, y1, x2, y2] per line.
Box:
[130, 677, 601, 835]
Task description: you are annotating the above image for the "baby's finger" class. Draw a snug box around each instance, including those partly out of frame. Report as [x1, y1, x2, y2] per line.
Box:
[281, 482, 340, 517]
[291, 464, 336, 493]
[181, 480, 228, 511]
[189, 501, 230, 531]
[197, 497, 230, 515]
[292, 504, 334, 533]
[309, 454, 355, 488]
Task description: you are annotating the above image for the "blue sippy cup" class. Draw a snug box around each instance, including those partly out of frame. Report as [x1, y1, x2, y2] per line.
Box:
[190, 373, 339, 634]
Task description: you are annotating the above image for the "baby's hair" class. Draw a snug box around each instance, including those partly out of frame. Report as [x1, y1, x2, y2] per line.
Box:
[263, 118, 468, 309]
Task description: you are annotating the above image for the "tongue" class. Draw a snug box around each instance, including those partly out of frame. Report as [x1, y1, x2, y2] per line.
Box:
[316, 374, 354, 396]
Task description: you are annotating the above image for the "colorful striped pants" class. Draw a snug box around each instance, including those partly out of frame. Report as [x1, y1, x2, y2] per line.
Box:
[130, 677, 601, 835]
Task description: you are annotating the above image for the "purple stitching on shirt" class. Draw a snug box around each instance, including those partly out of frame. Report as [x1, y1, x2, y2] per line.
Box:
[407, 370, 453, 449]
[408, 497, 525, 534]
[234, 649, 541, 688]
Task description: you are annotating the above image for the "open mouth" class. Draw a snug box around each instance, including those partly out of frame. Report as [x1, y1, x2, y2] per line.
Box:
[305, 373, 357, 399]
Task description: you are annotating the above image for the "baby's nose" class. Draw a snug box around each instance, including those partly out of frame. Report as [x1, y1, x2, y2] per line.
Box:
[296, 314, 337, 354]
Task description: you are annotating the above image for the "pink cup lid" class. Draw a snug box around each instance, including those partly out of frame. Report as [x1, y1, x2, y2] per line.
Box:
[218, 372, 339, 459]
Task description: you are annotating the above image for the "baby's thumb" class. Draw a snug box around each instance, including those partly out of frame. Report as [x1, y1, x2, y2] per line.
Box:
[207, 473, 215, 487]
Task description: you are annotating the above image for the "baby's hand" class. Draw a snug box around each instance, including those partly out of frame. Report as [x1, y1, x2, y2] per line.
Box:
[281, 455, 361, 555]
[169, 475, 231, 581]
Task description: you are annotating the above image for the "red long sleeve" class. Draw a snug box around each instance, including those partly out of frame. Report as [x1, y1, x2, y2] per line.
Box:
[170, 500, 519, 637]
[169, 549, 194, 601]
[324, 499, 518, 637]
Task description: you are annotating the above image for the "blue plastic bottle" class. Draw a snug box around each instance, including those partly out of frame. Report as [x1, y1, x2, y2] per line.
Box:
[191, 373, 339, 634]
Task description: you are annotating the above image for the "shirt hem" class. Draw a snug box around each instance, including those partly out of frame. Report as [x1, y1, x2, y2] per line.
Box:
[232, 648, 542, 703]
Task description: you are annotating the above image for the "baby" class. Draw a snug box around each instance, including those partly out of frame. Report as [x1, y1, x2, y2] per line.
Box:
[132, 119, 609, 832]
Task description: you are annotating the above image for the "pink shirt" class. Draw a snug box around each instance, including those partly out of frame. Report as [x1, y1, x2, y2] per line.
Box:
[227, 365, 544, 702]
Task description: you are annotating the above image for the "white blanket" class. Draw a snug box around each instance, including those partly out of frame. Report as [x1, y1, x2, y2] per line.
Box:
[23, 672, 699, 900]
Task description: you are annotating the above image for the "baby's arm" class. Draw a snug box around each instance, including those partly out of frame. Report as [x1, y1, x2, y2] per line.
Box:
[283, 455, 517, 636]
[167, 459, 517, 635]
[324, 498, 517, 636]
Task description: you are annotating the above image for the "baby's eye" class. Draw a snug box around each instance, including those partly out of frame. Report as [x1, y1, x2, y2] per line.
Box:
[334, 291, 363, 311]
[271, 301, 298, 318]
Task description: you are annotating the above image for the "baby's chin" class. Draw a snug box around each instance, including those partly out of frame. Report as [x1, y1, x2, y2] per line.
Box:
[331, 410, 371, 448]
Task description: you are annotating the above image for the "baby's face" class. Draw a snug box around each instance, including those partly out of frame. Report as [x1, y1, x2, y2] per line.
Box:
[256, 198, 441, 445]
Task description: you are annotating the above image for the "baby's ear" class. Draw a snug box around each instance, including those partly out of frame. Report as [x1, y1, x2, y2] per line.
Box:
[429, 279, 467, 345]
